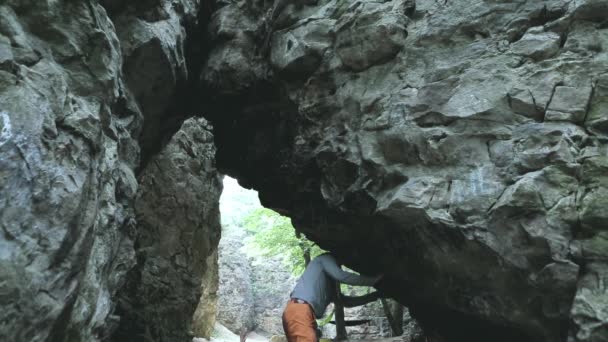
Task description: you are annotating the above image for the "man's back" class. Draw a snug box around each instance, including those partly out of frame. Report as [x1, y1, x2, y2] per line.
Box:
[290, 254, 335, 318]
[290, 254, 379, 318]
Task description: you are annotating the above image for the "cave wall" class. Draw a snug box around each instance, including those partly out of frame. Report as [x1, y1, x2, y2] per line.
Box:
[0, 2, 138, 340]
[0, 1, 221, 341]
[113, 117, 221, 341]
[200, 1, 608, 341]
[2, 0, 607, 341]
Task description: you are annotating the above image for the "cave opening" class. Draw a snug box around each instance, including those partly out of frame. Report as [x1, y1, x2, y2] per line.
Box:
[194, 176, 418, 342]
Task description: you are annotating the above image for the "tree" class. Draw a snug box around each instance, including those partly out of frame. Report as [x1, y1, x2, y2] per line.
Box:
[242, 208, 325, 275]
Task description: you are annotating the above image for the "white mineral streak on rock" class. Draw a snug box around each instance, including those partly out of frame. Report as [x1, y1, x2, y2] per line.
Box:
[0, 111, 12, 147]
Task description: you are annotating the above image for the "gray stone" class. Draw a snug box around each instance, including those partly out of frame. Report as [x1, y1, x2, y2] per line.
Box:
[563, 22, 607, 56]
[200, 0, 608, 341]
[510, 29, 561, 60]
[215, 179, 297, 336]
[3, 0, 608, 342]
[570, 262, 608, 342]
[192, 250, 220, 339]
[585, 75, 608, 134]
[113, 118, 222, 342]
[0, 1, 219, 341]
[545, 85, 593, 123]
[508, 87, 542, 120]
[271, 19, 335, 77]
[572, 0, 608, 20]
[0, 35, 12, 63]
[335, 1, 408, 71]
[0, 2, 138, 341]
[216, 220, 256, 334]
[270, 335, 288, 342]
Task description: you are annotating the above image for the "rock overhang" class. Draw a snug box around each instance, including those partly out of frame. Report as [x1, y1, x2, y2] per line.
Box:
[200, 0, 608, 341]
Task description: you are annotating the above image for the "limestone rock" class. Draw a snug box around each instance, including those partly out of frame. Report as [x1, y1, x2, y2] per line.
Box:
[192, 250, 220, 339]
[112, 117, 222, 342]
[570, 262, 608, 342]
[269, 335, 288, 342]
[251, 256, 297, 335]
[335, 1, 408, 71]
[216, 221, 256, 334]
[510, 29, 561, 61]
[200, 0, 608, 341]
[586, 75, 608, 134]
[271, 19, 335, 77]
[0, 2, 137, 341]
[215, 179, 297, 336]
[3, 0, 608, 341]
[0, 1, 218, 341]
[545, 85, 593, 123]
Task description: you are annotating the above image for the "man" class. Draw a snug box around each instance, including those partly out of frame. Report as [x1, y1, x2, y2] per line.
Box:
[282, 253, 383, 342]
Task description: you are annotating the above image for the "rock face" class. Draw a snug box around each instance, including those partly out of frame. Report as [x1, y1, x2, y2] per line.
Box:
[216, 225, 297, 336]
[201, 1, 608, 341]
[215, 178, 258, 334]
[250, 255, 297, 335]
[192, 250, 220, 339]
[2, 0, 607, 341]
[0, 2, 138, 341]
[0, 1, 221, 342]
[217, 217, 256, 334]
[216, 177, 298, 336]
[113, 117, 221, 342]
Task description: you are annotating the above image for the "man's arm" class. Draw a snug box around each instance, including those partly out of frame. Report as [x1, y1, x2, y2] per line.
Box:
[320, 254, 382, 286]
[342, 291, 382, 308]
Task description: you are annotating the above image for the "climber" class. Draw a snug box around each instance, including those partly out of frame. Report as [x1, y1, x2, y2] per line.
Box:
[282, 253, 383, 342]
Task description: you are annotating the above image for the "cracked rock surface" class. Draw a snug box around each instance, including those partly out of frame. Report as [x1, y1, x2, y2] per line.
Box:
[0, 1, 220, 342]
[201, 0, 608, 341]
[113, 117, 221, 342]
[1, 0, 607, 341]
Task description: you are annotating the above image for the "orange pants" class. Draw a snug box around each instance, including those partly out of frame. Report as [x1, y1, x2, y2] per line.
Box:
[282, 301, 318, 342]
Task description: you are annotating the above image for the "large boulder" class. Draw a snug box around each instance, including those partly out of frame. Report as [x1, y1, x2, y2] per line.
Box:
[112, 117, 222, 342]
[200, 0, 608, 341]
[0, 1, 220, 341]
[0, 2, 137, 341]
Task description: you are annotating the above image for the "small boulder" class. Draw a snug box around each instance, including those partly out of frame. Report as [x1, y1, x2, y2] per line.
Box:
[270, 19, 335, 78]
[545, 85, 593, 123]
[336, 2, 407, 71]
[511, 29, 561, 60]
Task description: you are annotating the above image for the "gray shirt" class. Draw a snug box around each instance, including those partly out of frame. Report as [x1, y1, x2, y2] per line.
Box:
[290, 254, 380, 318]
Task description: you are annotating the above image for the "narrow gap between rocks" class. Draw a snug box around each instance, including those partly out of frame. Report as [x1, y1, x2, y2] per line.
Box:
[191, 177, 422, 342]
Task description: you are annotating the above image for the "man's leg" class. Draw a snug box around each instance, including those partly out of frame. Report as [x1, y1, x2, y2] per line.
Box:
[282, 302, 318, 342]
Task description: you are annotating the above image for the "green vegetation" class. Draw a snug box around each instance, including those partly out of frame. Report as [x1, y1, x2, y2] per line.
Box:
[243, 208, 325, 276]
[243, 208, 372, 294]
[242, 207, 376, 326]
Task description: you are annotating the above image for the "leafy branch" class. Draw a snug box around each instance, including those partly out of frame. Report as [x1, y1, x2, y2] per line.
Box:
[243, 208, 326, 276]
